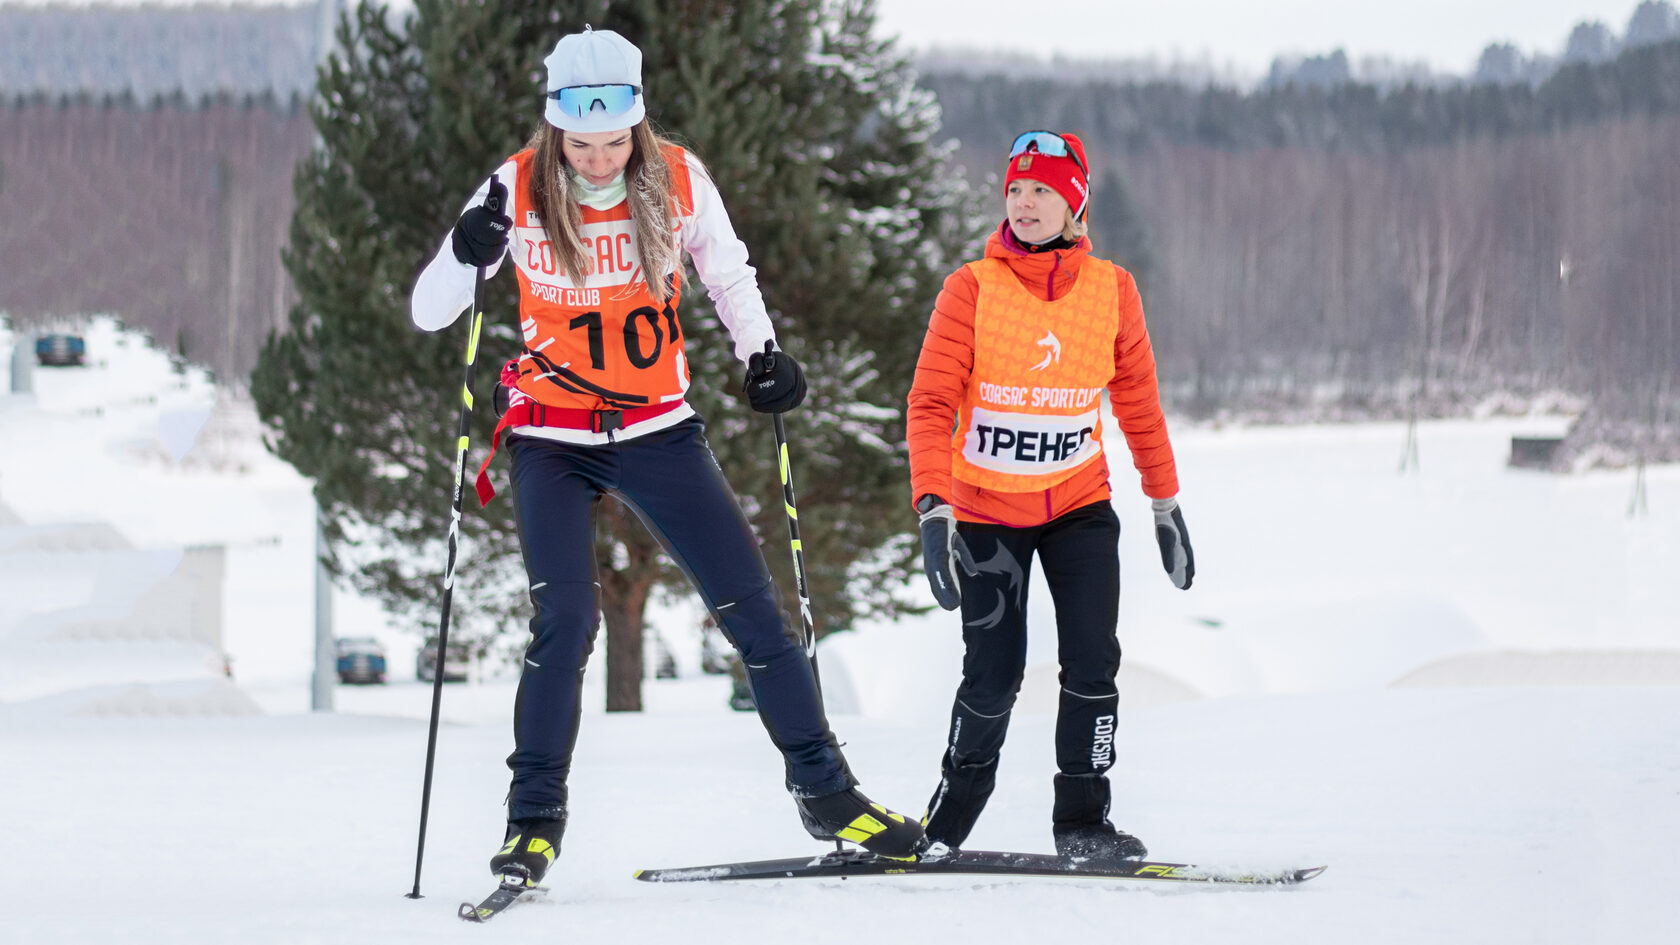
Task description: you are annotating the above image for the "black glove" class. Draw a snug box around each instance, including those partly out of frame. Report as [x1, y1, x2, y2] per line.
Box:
[1152, 498, 1195, 590]
[743, 340, 807, 413]
[917, 495, 978, 610]
[451, 176, 511, 267]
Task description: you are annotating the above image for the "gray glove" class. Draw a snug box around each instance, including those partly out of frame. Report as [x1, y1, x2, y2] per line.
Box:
[916, 495, 978, 610]
[1152, 497, 1195, 590]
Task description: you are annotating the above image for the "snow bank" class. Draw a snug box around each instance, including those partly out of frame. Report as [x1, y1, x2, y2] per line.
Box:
[2, 678, 260, 718]
[4, 686, 1676, 944]
[1395, 649, 1680, 686]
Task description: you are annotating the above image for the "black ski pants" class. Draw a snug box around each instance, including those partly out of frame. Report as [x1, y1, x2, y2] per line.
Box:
[923, 500, 1123, 847]
[503, 417, 852, 822]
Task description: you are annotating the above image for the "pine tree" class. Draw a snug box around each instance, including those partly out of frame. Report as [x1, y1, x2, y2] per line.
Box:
[1626, 1, 1680, 48]
[251, 0, 975, 710]
[1090, 166, 1154, 298]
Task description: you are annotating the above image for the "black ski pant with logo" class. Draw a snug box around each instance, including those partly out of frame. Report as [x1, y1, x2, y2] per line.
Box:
[922, 500, 1122, 847]
[503, 417, 853, 823]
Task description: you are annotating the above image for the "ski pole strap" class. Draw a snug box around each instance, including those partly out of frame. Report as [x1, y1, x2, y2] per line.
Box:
[474, 398, 686, 506]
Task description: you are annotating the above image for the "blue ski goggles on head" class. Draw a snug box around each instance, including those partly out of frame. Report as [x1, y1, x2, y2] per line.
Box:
[1008, 130, 1086, 175]
[547, 83, 642, 119]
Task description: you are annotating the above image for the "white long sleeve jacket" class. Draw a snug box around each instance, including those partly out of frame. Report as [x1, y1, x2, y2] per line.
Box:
[411, 149, 777, 445]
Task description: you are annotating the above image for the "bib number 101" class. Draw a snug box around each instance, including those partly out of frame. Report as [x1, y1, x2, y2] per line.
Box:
[568, 304, 681, 371]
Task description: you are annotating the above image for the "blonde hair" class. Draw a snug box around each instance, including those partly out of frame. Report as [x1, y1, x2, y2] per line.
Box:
[524, 119, 685, 302]
[1063, 208, 1088, 243]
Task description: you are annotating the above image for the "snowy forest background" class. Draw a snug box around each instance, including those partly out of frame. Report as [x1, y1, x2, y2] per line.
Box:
[4, 1, 1678, 463]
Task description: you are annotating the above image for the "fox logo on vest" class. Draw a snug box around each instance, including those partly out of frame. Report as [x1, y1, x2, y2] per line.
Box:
[1030, 330, 1061, 371]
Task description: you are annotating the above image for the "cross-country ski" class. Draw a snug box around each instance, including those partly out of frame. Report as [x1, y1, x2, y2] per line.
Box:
[635, 848, 1325, 886]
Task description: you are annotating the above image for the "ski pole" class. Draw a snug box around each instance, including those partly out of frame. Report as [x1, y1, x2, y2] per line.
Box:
[771, 400, 847, 853]
[408, 179, 498, 900]
[770, 398, 821, 689]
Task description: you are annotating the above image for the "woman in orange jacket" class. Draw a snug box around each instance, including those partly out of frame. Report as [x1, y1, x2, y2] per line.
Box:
[907, 130, 1194, 862]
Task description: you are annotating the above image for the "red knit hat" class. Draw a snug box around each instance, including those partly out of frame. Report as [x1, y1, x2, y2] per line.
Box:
[1003, 131, 1090, 220]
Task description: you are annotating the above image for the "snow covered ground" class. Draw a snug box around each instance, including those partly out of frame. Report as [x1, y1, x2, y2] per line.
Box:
[2, 318, 1678, 943]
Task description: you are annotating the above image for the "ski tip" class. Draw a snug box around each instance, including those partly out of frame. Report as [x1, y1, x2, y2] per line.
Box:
[1294, 865, 1328, 882]
[458, 903, 487, 923]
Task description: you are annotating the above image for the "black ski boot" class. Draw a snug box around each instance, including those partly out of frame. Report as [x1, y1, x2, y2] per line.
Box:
[1052, 773, 1147, 862]
[489, 816, 565, 886]
[1054, 821, 1148, 861]
[798, 787, 926, 860]
[920, 755, 998, 854]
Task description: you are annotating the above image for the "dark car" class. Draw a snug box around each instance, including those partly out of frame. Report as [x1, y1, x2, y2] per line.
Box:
[36, 333, 87, 367]
[417, 638, 471, 682]
[335, 637, 388, 685]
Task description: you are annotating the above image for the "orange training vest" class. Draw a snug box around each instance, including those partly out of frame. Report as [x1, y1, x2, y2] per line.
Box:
[950, 256, 1121, 492]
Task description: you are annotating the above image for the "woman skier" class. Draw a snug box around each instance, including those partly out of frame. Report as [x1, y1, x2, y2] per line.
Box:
[411, 26, 923, 887]
[906, 130, 1195, 862]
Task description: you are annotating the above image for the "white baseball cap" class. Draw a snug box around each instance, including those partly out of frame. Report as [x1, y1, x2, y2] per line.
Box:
[543, 26, 646, 132]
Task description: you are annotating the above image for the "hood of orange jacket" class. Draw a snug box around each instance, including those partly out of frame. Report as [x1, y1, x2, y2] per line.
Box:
[985, 221, 1091, 302]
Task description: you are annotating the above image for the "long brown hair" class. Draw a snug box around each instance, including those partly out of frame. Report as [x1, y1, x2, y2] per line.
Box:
[524, 119, 684, 302]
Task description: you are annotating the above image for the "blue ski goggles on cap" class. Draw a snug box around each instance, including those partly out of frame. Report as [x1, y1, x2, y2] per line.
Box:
[1008, 130, 1086, 175]
[547, 83, 642, 119]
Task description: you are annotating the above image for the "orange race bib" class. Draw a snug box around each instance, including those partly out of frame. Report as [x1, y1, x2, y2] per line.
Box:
[504, 146, 696, 410]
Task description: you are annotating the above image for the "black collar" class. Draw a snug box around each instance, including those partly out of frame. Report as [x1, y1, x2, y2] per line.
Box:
[1024, 234, 1076, 254]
